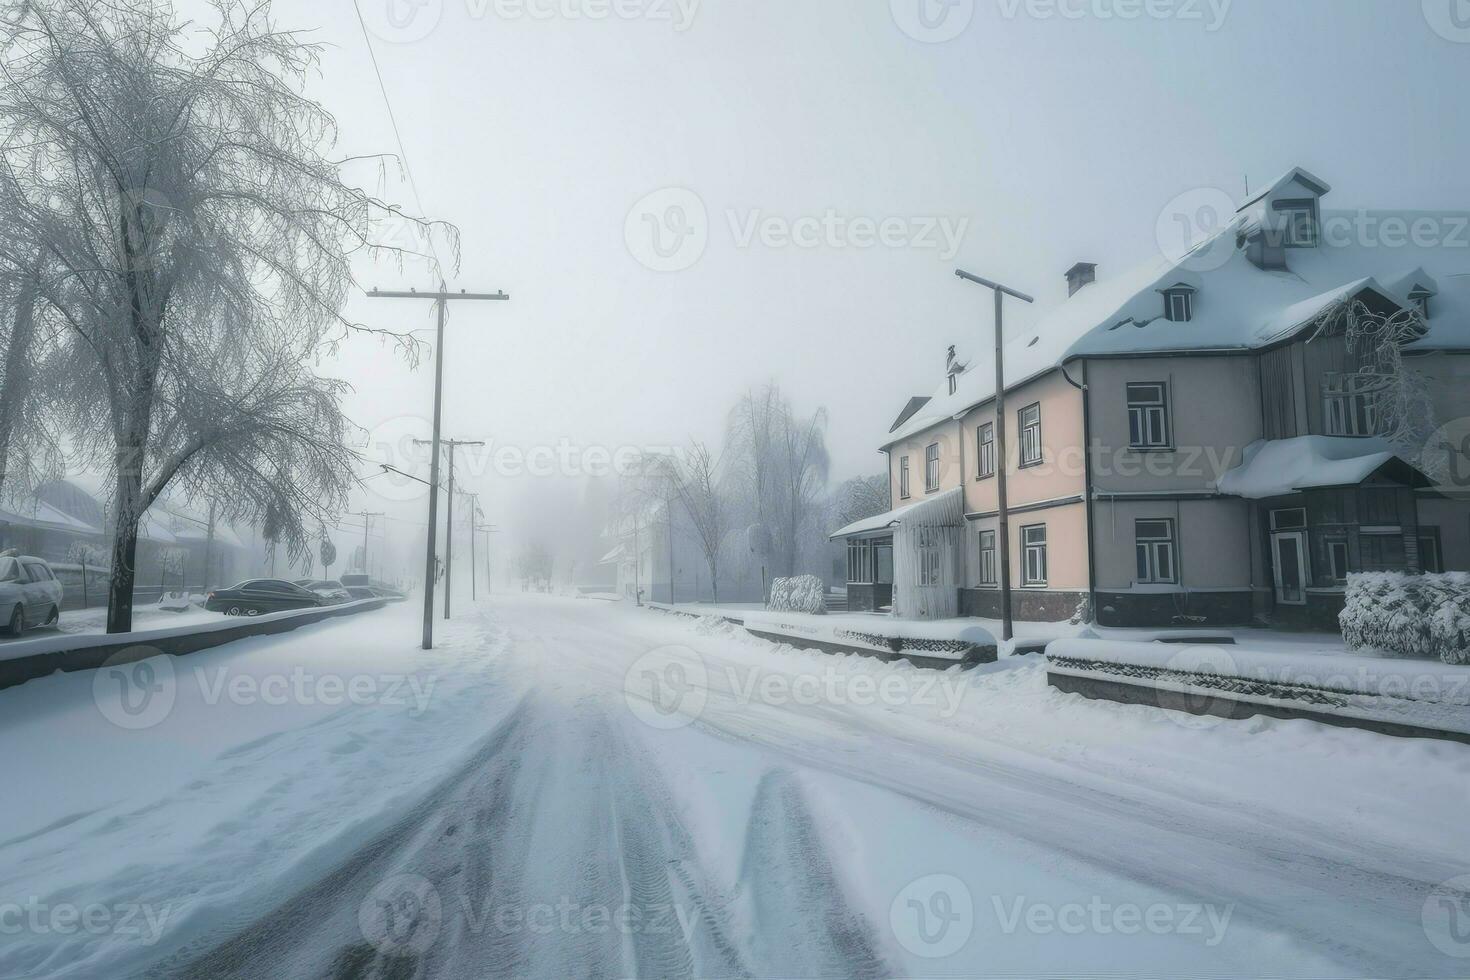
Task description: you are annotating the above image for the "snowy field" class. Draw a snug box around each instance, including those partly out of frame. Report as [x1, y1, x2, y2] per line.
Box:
[1, 595, 1468, 978]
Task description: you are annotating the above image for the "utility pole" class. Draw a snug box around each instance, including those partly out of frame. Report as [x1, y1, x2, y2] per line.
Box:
[477, 523, 499, 595]
[353, 511, 384, 576]
[202, 499, 216, 593]
[367, 283, 509, 650]
[956, 269, 1034, 643]
[415, 437, 484, 621]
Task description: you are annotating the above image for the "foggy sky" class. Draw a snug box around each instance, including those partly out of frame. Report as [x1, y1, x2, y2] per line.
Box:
[273, 0, 1470, 554]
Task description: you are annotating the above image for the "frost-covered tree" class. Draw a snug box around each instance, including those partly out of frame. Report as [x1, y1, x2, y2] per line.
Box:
[832, 472, 890, 528]
[0, 0, 453, 631]
[669, 441, 727, 602]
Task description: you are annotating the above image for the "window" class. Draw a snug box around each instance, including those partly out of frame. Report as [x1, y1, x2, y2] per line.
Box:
[1273, 198, 1319, 247]
[1134, 520, 1177, 584]
[24, 563, 54, 582]
[1419, 530, 1443, 574]
[1327, 538, 1350, 583]
[1163, 289, 1193, 323]
[948, 374, 957, 395]
[1360, 533, 1405, 572]
[1323, 374, 1379, 437]
[899, 456, 911, 499]
[1270, 508, 1307, 531]
[917, 527, 943, 586]
[976, 423, 995, 478]
[1360, 488, 1400, 528]
[1126, 383, 1171, 449]
[846, 539, 873, 583]
[978, 530, 997, 586]
[0, 558, 20, 582]
[1022, 524, 1048, 586]
[1019, 404, 1042, 467]
[1410, 289, 1432, 320]
[925, 443, 941, 492]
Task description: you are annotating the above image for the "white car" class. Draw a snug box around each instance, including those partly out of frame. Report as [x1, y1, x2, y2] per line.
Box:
[0, 555, 63, 636]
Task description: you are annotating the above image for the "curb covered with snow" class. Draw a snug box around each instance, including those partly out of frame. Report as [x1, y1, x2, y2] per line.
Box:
[647, 604, 998, 667]
[1047, 638, 1470, 742]
[0, 598, 391, 691]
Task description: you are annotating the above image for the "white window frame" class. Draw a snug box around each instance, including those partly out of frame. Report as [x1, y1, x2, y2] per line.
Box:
[978, 529, 997, 586]
[925, 443, 941, 493]
[1327, 537, 1350, 583]
[1022, 524, 1047, 586]
[899, 456, 911, 499]
[847, 539, 873, 584]
[1273, 198, 1319, 247]
[1323, 373, 1378, 437]
[1019, 403, 1042, 467]
[917, 527, 943, 587]
[1134, 519, 1178, 584]
[1126, 382, 1171, 449]
[1419, 530, 1443, 574]
[1164, 290, 1192, 322]
[976, 422, 995, 479]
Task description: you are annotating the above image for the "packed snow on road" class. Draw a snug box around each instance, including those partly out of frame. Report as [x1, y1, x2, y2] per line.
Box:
[1, 596, 1467, 979]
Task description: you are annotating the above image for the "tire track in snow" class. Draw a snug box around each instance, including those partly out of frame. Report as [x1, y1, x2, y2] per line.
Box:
[734, 769, 892, 979]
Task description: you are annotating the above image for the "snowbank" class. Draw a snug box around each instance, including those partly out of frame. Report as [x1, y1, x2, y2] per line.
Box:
[767, 575, 826, 615]
[1341, 571, 1470, 664]
[1048, 637, 1470, 738]
[743, 610, 996, 663]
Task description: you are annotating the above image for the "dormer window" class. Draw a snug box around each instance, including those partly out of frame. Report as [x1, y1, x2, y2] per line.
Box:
[948, 374, 957, 395]
[1409, 287, 1432, 319]
[1272, 198, 1319, 247]
[1159, 283, 1196, 323]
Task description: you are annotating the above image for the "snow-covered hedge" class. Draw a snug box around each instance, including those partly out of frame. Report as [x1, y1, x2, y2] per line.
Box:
[1341, 572, 1470, 665]
[768, 575, 826, 615]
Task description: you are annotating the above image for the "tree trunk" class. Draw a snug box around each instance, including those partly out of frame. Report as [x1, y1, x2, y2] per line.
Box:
[105, 497, 141, 634]
[0, 273, 42, 500]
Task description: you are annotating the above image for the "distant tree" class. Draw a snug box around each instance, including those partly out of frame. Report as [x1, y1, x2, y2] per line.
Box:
[833, 473, 891, 527]
[669, 441, 728, 602]
[726, 383, 830, 577]
[516, 540, 553, 591]
[0, 0, 452, 631]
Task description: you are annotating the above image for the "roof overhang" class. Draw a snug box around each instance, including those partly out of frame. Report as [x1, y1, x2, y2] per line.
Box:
[830, 487, 964, 540]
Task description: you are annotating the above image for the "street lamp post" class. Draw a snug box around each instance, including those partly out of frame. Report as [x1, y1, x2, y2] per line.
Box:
[956, 269, 1035, 643]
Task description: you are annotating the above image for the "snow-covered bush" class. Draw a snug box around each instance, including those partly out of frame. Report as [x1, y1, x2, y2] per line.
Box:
[1342, 572, 1470, 664]
[768, 575, 826, 615]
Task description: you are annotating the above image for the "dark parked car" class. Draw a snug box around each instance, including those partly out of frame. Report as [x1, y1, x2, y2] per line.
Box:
[205, 580, 329, 617]
[302, 580, 351, 604]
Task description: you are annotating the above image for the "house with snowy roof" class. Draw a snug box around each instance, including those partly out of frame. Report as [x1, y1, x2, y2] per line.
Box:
[833, 167, 1470, 629]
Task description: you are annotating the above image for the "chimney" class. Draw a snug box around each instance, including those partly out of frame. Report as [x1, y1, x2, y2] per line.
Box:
[1066, 262, 1097, 297]
[945, 344, 957, 371]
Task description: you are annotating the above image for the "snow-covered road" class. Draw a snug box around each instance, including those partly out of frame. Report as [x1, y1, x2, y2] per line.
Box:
[3, 595, 1468, 978]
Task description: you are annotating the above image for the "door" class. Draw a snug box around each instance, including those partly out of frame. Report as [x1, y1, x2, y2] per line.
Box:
[1271, 531, 1309, 605]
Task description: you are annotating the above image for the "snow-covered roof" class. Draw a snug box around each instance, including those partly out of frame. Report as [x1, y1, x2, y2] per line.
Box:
[830, 487, 963, 539]
[0, 500, 101, 535]
[1216, 436, 1420, 499]
[598, 544, 627, 564]
[882, 166, 1470, 450]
